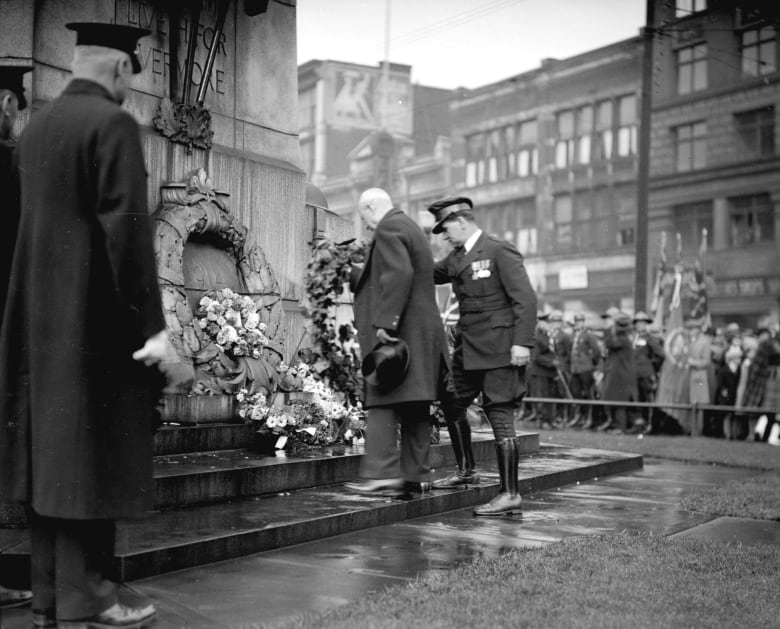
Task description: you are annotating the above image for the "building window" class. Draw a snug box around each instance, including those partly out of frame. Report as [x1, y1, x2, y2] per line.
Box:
[741, 26, 776, 76]
[677, 43, 707, 94]
[465, 133, 484, 187]
[673, 201, 712, 252]
[502, 125, 516, 178]
[618, 226, 635, 247]
[675, 0, 706, 18]
[553, 195, 572, 250]
[735, 106, 775, 157]
[675, 121, 706, 171]
[595, 100, 613, 161]
[516, 120, 538, 177]
[616, 95, 637, 157]
[729, 193, 775, 246]
[576, 105, 593, 165]
[554, 111, 575, 169]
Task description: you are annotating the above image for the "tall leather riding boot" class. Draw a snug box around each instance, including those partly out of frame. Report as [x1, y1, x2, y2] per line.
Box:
[473, 437, 522, 516]
[432, 420, 480, 488]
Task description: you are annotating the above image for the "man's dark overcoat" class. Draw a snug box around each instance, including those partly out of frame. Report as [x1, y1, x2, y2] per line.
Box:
[0, 79, 165, 520]
[434, 232, 536, 371]
[0, 140, 20, 318]
[601, 326, 638, 402]
[351, 208, 448, 408]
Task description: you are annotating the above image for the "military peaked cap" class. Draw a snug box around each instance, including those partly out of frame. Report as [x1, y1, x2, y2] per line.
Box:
[66, 22, 150, 74]
[428, 197, 474, 234]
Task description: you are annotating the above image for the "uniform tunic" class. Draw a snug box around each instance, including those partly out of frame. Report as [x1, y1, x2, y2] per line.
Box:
[0, 79, 165, 520]
[434, 232, 536, 370]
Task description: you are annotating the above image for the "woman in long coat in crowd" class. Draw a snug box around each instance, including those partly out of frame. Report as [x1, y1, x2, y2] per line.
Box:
[685, 317, 711, 433]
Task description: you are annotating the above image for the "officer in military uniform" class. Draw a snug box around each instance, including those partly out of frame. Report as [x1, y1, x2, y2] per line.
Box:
[429, 197, 537, 516]
[568, 313, 602, 428]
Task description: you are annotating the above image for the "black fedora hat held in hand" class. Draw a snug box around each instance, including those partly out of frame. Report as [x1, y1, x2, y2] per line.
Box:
[362, 340, 410, 391]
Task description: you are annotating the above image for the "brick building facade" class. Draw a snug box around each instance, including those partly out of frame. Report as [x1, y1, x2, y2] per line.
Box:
[450, 39, 643, 319]
[647, 0, 780, 327]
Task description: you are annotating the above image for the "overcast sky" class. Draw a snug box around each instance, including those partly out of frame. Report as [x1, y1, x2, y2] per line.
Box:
[297, 0, 647, 90]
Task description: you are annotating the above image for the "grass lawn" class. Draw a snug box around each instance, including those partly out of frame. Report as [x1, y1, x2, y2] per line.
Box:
[532, 426, 780, 471]
[534, 425, 780, 521]
[281, 533, 780, 629]
[679, 473, 780, 521]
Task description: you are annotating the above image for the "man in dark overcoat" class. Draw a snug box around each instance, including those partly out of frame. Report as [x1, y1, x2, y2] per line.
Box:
[598, 312, 638, 433]
[0, 65, 36, 611]
[344, 188, 449, 497]
[0, 23, 170, 628]
[429, 197, 537, 516]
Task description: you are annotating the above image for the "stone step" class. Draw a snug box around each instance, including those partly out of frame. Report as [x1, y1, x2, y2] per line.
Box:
[152, 431, 538, 509]
[118, 445, 642, 580]
[0, 445, 642, 583]
[154, 423, 255, 457]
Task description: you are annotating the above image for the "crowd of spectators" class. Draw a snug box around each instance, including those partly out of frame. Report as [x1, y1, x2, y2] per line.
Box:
[521, 308, 779, 443]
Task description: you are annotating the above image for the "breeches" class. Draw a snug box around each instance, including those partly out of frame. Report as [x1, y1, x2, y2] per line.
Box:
[452, 364, 526, 440]
[27, 508, 118, 621]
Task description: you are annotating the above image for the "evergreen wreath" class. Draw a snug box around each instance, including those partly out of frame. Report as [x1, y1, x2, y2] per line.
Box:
[302, 237, 369, 404]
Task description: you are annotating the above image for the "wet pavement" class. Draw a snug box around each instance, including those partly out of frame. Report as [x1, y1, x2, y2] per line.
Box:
[2, 458, 772, 629]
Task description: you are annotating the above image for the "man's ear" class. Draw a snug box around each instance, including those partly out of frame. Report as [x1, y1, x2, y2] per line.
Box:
[1, 93, 14, 117]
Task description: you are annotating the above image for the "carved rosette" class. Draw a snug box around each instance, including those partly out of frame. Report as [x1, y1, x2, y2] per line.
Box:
[153, 169, 283, 393]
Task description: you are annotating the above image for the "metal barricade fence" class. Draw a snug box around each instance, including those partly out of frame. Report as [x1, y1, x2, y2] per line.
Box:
[521, 396, 775, 436]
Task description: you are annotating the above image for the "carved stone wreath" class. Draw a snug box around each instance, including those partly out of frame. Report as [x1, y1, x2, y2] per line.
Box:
[153, 169, 283, 393]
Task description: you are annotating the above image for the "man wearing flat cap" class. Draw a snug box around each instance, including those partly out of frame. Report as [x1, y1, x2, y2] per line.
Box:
[429, 196, 536, 516]
[345, 188, 449, 497]
[0, 22, 169, 628]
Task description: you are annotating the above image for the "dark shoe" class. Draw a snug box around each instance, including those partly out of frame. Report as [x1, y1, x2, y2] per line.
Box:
[473, 491, 523, 516]
[59, 603, 157, 629]
[474, 437, 522, 516]
[32, 609, 57, 629]
[433, 419, 478, 489]
[344, 478, 404, 497]
[0, 585, 32, 608]
[431, 469, 480, 489]
[404, 480, 432, 493]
